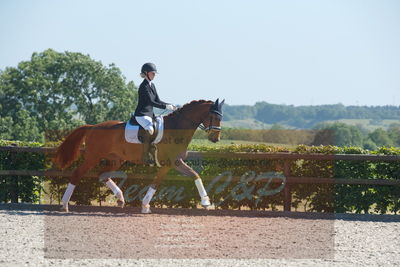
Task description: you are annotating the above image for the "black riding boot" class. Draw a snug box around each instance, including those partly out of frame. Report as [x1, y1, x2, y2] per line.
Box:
[141, 130, 155, 166]
[149, 143, 161, 167]
[141, 130, 161, 167]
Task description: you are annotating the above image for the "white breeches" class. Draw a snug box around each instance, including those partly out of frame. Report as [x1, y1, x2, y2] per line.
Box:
[135, 116, 154, 134]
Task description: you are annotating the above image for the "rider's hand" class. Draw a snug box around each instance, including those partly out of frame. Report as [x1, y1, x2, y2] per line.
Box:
[166, 104, 177, 111]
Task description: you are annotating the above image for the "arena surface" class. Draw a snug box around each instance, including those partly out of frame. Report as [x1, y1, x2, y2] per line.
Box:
[1, 204, 399, 266]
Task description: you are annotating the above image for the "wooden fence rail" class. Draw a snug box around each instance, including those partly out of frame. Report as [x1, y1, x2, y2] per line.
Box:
[1, 146, 399, 211]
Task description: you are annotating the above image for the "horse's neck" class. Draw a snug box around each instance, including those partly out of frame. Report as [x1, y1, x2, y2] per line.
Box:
[164, 113, 197, 130]
[160, 114, 196, 150]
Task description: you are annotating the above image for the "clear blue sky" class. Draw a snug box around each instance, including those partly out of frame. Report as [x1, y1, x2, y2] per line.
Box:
[1, 0, 399, 106]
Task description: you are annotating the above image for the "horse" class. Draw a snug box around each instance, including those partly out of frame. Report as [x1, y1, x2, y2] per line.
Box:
[53, 99, 225, 213]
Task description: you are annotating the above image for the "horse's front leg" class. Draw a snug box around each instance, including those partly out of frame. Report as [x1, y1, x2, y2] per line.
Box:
[141, 166, 170, 214]
[174, 158, 211, 209]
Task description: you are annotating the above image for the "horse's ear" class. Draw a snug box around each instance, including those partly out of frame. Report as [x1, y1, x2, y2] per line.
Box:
[219, 99, 225, 108]
[214, 98, 219, 107]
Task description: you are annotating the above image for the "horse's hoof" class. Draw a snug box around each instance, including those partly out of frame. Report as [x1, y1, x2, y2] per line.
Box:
[202, 204, 215, 210]
[117, 200, 125, 208]
[141, 204, 151, 214]
[201, 196, 211, 206]
[60, 206, 69, 212]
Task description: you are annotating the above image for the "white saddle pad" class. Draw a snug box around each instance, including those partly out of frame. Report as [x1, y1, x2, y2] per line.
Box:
[124, 116, 164, 144]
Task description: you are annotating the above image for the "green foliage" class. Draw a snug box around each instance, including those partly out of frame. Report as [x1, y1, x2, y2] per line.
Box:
[313, 122, 364, 147]
[0, 140, 45, 203]
[0, 116, 13, 140]
[369, 128, 395, 147]
[0, 49, 137, 142]
[387, 123, 400, 146]
[363, 138, 378, 150]
[311, 122, 399, 149]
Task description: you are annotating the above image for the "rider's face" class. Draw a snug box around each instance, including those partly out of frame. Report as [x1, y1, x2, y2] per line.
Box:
[147, 71, 156, 81]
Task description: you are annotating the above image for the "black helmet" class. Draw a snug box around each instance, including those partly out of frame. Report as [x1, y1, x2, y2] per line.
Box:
[141, 63, 157, 74]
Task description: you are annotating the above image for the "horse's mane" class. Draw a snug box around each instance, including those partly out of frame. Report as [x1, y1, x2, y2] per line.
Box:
[164, 99, 213, 118]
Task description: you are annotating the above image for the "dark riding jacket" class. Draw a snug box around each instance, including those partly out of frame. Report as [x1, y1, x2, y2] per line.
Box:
[134, 79, 168, 117]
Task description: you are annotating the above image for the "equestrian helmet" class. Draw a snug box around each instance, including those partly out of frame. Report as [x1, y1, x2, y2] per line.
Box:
[141, 63, 157, 74]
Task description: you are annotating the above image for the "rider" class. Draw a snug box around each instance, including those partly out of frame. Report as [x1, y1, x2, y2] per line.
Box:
[134, 62, 177, 166]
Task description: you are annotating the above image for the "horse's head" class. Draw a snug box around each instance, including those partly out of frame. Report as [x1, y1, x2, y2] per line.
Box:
[199, 98, 225, 143]
[166, 99, 225, 143]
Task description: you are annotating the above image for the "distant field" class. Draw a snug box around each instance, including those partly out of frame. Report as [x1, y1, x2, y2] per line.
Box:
[323, 119, 400, 131]
[222, 119, 272, 129]
[190, 138, 293, 148]
[222, 118, 400, 131]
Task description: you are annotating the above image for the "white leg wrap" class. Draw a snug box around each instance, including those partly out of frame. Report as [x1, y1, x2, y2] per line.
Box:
[142, 186, 156, 206]
[201, 196, 211, 207]
[195, 178, 207, 198]
[106, 179, 123, 200]
[62, 183, 76, 205]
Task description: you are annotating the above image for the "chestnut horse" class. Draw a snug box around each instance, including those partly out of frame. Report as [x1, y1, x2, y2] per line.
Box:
[53, 99, 224, 213]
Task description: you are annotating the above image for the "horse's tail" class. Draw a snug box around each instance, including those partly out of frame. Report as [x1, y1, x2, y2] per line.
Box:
[53, 125, 93, 169]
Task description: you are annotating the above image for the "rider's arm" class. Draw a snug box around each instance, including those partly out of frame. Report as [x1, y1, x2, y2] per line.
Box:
[154, 92, 168, 106]
[143, 88, 167, 109]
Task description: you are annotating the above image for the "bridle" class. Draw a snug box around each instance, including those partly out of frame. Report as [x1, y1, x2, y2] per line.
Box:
[198, 112, 222, 132]
[177, 109, 222, 132]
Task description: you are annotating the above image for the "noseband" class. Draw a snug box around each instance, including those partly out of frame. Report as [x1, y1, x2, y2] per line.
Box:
[198, 116, 221, 132]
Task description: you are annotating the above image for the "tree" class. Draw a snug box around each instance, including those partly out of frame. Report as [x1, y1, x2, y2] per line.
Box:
[363, 138, 377, 150]
[312, 122, 364, 147]
[368, 128, 394, 147]
[0, 49, 137, 141]
[387, 123, 400, 146]
[0, 116, 13, 140]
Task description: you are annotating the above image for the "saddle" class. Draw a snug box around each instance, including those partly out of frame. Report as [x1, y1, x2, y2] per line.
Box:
[125, 116, 163, 144]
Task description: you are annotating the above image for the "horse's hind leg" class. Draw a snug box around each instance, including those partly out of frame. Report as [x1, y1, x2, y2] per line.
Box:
[61, 156, 99, 212]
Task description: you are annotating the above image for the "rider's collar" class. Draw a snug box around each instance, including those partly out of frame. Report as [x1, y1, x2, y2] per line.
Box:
[145, 79, 152, 86]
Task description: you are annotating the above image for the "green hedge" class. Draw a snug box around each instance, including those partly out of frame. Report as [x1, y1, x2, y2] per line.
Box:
[0, 140, 45, 203]
[0, 140, 399, 214]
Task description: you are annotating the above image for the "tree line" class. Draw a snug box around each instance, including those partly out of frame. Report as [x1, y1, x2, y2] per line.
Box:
[224, 102, 400, 128]
[312, 122, 400, 149]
